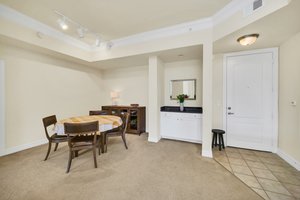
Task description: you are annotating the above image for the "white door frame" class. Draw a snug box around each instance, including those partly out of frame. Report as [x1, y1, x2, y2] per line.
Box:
[0, 60, 5, 156]
[223, 48, 278, 153]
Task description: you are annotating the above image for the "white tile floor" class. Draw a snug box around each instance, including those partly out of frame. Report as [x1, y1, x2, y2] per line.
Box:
[213, 147, 300, 200]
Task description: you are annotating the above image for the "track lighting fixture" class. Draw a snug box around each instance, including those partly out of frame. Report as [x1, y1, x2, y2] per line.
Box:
[54, 10, 111, 48]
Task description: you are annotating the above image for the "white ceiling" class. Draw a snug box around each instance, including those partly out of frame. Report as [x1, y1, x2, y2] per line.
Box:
[0, 0, 231, 42]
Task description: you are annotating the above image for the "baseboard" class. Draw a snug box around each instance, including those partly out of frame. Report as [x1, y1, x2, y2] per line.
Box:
[202, 149, 213, 158]
[148, 135, 161, 143]
[161, 135, 202, 144]
[277, 148, 300, 171]
[1, 139, 48, 156]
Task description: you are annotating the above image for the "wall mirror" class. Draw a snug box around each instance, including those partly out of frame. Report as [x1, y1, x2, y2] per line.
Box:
[170, 79, 196, 100]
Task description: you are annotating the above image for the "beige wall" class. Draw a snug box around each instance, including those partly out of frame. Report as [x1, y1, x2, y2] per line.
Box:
[101, 65, 149, 130]
[278, 31, 300, 162]
[0, 42, 103, 150]
[212, 54, 224, 129]
[101, 65, 148, 106]
[164, 59, 202, 107]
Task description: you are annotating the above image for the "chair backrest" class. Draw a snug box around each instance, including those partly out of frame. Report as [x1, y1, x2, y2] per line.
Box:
[42, 115, 57, 140]
[119, 112, 129, 133]
[64, 121, 99, 137]
[89, 110, 111, 116]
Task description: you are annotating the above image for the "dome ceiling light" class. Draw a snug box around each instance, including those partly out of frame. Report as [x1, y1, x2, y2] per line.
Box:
[237, 33, 259, 46]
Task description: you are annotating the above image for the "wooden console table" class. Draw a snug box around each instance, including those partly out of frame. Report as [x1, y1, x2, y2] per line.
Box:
[102, 105, 146, 135]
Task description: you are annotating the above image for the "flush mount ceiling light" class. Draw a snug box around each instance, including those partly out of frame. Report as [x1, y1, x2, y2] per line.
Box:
[237, 33, 259, 46]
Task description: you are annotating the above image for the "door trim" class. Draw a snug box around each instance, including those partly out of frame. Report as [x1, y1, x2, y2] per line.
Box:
[223, 48, 278, 153]
[0, 60, 5, 156]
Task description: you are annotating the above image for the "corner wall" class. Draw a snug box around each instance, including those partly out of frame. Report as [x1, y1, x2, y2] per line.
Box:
[0, 42, 103, 154]
[212, 54, 224, 129]
[278, 31, 300, 168]
[0, 60, 4, 155]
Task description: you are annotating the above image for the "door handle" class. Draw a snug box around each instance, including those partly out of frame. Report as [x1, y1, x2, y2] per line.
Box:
[228, 112, 234, 115]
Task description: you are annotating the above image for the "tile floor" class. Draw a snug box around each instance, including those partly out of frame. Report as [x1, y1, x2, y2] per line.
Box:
[213, 147, 300, 200]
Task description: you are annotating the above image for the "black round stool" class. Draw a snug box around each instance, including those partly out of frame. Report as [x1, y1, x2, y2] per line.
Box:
[212, 129, 225, 151]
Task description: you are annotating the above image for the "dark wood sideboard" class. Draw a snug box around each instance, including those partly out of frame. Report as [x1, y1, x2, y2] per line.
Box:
[102, 105, 146, 135]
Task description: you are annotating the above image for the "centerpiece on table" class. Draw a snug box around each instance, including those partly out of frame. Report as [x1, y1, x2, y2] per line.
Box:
[177, 94, 188, 111]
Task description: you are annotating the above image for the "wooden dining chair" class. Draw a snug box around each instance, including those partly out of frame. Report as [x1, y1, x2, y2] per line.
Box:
[42, 115, 68, 161]
[64, 121, 101, 173]
[89, 110, 111, 115]
[103, 112, 129, 152]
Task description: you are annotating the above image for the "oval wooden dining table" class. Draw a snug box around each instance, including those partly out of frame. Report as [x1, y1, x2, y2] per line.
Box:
[54, 115, 123, 153]
[54, 115, 122, 135]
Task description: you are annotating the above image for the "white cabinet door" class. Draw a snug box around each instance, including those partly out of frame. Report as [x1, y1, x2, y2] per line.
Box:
[160, 112, 202, 143]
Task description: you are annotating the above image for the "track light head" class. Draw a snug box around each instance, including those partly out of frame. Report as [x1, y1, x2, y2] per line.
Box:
[95, 36, 101, 47]
[106, 41, 113, 49]
[77, 27, 85, 38]
[57, 17, 68, 30]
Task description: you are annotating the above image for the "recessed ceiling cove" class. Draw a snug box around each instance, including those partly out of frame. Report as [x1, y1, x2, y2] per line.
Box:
[0, 0, 231, 40]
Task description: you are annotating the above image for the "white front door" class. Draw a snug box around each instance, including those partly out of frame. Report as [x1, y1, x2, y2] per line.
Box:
[225, 49, 277, 152]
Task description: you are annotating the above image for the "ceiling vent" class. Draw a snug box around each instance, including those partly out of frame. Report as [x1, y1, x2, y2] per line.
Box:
[243, 0, 263, 17]
[253, 0, 263, 10]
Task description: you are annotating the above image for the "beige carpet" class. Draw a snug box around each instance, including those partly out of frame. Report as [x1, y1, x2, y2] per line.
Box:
[0, 134, 263, 200]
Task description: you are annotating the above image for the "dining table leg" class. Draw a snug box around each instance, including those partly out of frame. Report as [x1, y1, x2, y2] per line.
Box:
[101, 132, 107, 153]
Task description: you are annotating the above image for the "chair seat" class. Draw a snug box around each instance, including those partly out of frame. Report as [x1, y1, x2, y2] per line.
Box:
[212, 129, 225, 134]
[104, 126, 121, 134]
[71, 135, 100, 143]
[51, 134, 68, 141]
[105, 130, 122, 137]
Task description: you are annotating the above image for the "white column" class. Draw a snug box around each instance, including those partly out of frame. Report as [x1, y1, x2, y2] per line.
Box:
[0, 60, 5, 156]
[148, 56, 164, 142]
[202, 41, 213, 158]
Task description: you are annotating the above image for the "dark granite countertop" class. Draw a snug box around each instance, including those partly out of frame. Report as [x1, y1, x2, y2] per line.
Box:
[160, 106, 202, 114]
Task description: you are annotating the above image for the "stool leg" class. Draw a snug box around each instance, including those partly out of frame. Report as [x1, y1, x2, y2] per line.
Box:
[214, 133, 218, 147]
[212, 133, 215, 148]
[218, 134, 221, 151]
[221, 135, 225, 149]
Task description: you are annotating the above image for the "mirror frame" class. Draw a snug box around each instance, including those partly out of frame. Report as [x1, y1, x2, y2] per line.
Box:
[169, 79, 196, 100]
